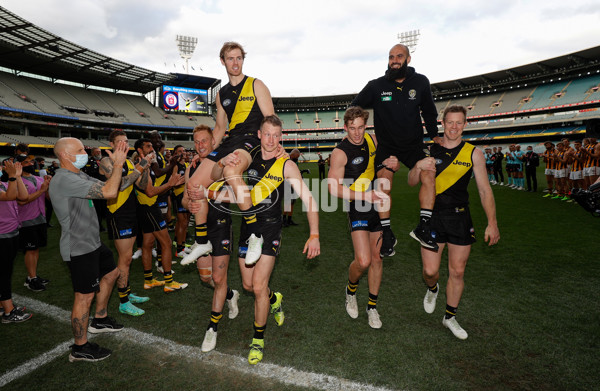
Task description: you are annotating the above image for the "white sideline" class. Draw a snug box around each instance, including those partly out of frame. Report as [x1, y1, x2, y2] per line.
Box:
[2, 294, 399, 391]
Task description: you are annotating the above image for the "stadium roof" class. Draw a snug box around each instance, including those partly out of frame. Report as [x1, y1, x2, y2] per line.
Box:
[0, 6, 219, 94]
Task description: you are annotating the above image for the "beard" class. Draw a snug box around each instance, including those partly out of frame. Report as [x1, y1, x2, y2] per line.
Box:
[385, 61, 408, 81]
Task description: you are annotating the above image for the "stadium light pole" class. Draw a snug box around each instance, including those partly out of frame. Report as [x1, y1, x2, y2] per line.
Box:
[176, 35, 198, 74]
[397, 29, 420, 53]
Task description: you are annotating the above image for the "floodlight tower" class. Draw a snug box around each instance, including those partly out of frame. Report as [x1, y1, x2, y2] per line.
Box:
[176, 35, 198, 74]
[397, 29, 420, 53]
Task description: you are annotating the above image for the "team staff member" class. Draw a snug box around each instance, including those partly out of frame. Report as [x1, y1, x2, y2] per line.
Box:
[204, 115, 320, 365]
[408, 105, 499, 340]
[328, 107, 396, 329]
[16, 155, 51, 292]
[523, 145, 539, 192]
[0, 160, 32, 323]
[99, 130, 154, 316]
[133, 138, 187, 293]
[50, 137, 129, 362]
[351, 43, 441, 256]
[181, 125, 240, 353]
[186, 41, 275, 266]
[83, 147, 107, 231]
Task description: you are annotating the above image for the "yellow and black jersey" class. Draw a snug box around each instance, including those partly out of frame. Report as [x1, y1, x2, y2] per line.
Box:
[172, 161, 188, 196]
[431, 141, 475, 209]
[107, 159, 137, 214]
[247, 154, 289, 220]
[542, 149, 556, 170]
[334, 133, 377, 193]
[219, 75, 264, 138]
[135, 165, 158, 207]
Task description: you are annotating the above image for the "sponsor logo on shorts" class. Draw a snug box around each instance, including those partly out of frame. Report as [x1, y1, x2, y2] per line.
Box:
[244, 142, 253, 149]
[209, 151, 218, 157]
[352, 157, 364, 165]
[158, 201, 168, 208]
[119, 228, 132, 237]
[238, 246, 247, 256]
[272, 240, 280, 246]
[223, 99, 231, 107]
[351, 220, 368, 228]
[222, 239, 230, 245]
[159, 220, 167, 228]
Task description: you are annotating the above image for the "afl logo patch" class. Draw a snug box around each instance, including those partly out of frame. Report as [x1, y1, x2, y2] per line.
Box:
[248, 169, 259, 177]
[409, 89, 417, 100]
[222, 239, 230, 245]
[223, 99, 232, 107]
[352, 157, 364, 165]
[272, 240, 280, 246]
[435, 158, 443, 165]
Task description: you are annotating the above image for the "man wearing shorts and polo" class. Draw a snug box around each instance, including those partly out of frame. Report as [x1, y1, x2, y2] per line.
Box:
[408, 105, 499, 340]
[50, 137, 129, 362]
[328, 107, 395, 329]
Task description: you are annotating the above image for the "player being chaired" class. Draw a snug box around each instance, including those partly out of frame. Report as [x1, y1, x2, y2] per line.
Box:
[183, 41, 275, 266]
[328, 106, 396, 329]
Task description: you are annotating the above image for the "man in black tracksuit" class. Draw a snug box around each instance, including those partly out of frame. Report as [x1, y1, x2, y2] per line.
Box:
[352, 43, 441, 256]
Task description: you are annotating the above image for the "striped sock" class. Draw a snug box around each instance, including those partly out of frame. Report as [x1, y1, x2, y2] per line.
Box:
[445, 304, 458, 319]
[208, 311, 223, 331]
[195, 223, 208, 244]
[367, 292, 378, 310]
[253, 322, 266, 339]
[164, 271, 173, 284]
[346, 279, 358, 296]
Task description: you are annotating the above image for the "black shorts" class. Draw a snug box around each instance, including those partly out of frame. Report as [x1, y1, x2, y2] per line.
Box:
[207, 213, 233, 257]
[173, 192, 189, 214]
[238, 218, 282, 259]
[138, 204, 167, 234]
[68, 243, 116, 294]
[19, 223, 47, 251]
[157, 193, 169, 214]
[347, 201, 382, 232]
[206, 134, 261, 163]
[107, 208, 138, 240]
[374, 142, 427, 172]
[430, 206, 476, 246]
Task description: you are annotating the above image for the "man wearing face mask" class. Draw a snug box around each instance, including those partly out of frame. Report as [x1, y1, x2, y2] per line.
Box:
[351, 43, 441, 257]
[523, 146, 539, 192]
[83, 147, 107, 232]
[17, 155, 51, 292]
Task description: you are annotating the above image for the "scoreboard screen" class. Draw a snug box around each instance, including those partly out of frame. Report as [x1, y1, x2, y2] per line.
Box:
[162, 85, 208, 114]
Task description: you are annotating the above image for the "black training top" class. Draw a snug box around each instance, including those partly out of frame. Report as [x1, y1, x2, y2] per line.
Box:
[351, 67, 439, 151]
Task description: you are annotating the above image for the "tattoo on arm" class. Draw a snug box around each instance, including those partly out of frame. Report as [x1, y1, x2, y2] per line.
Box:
[86, 182, 105, 199]
[120, 171, 141, 191]
[136, 169, 150, 190]
[99, 158, 114, 178]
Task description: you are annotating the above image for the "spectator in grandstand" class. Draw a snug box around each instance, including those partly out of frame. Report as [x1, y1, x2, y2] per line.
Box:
[180, 124, 240, 354]
[408, 105, 499, 340]
[0, 160, 32, 324]
[351, 43, 441, 256]
[50, 137, 129, 362]
[17, 154, 51, 292]
[283, 148, 310, 227]
[83, 147, 107, 232]
[493, 147, 505, 185]
[567, 140, 585, 192]
[523, 145, 539, 192]
[133, 138, 187, 294]
[542, 142, 557, 197]
[98, 131, 154, 316]
[328, 107, 394, 330]
[484, 148, 496, 184]
[581, 137, 599, 188]
[185, 41, 276, 266]
[171, 145, 192, 258]
[318, 153, 326, 180]
[203, 115, 319, 365]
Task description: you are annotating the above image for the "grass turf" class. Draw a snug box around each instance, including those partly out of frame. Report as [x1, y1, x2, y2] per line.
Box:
[2, 164, 599, 391]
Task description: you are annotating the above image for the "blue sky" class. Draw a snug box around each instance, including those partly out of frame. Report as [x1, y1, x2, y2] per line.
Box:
[4, 0, 600, 96]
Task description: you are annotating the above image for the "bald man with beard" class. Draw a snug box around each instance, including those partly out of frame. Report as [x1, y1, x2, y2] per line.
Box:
[49, 137, 129, 362]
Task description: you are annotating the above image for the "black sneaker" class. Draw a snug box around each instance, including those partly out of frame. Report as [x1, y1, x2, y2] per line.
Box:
[38, 276, 50, 285]
[24, 277, 46, 292]
[88, 316, 124, 334]
[380, 228, 397, 257]
[2, 307, 33, 324]
[288, 219, 298, 226]
[69, 342, 112, 362]
[409, 223, 439, 251]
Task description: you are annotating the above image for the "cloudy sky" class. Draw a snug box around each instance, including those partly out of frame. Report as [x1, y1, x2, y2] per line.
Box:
[3, 0, 600, 97]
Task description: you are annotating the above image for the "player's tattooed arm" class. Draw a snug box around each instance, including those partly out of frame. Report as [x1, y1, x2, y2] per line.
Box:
[136, 168, 150, 190]
[98, 157, 114, 178]
[119, 170, 141, 191]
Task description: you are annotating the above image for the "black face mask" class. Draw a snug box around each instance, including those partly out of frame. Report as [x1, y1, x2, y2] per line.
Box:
[23, 165, 36, 174]
[385, 61, 408, 81]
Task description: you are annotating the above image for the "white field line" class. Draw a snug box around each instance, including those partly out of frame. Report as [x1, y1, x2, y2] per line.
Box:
[3, 294, 400, 391]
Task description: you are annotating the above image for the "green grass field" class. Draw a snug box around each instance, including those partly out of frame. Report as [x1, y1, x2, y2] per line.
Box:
[2, 164, 599, 391]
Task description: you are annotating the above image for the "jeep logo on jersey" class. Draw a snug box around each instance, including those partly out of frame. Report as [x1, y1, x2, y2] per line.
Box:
[223, 99, 231, 107]
[453, 160, 472, 168]
[238, 96, 255, 102]
[352, 157, 364, 165]
[265, 173, 283, 182]
[381, 91, 392, 96]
